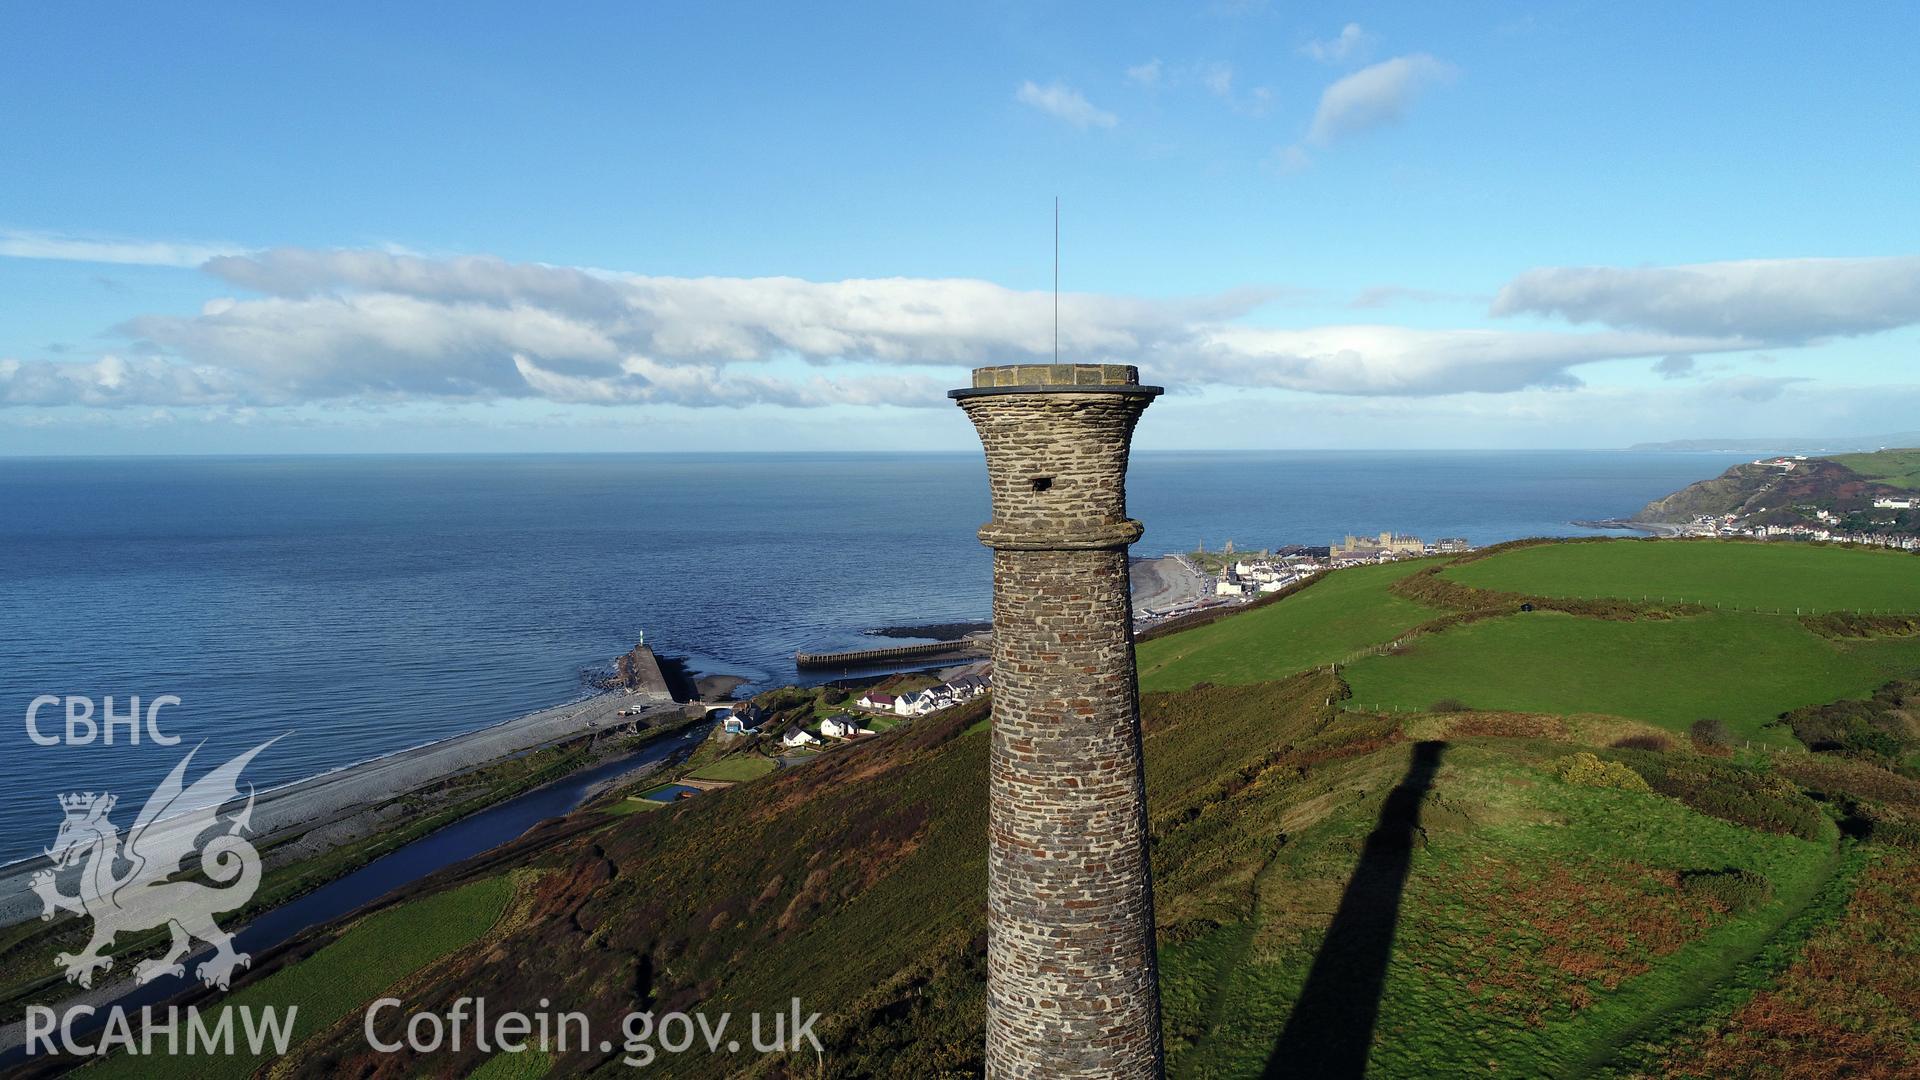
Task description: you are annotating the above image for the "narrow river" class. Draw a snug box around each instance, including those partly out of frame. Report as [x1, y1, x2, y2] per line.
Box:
[2, 723, 707, 1066]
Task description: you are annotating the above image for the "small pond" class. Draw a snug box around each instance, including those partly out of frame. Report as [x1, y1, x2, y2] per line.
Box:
[641, 782, 705, 802]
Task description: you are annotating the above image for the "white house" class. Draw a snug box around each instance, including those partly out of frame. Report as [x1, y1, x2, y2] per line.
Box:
[1215, 580, 1246, 597]
[820, 715, 873, 739]
[896, 686, 957, 716]
[948, 674, 989, 699]
[779, 726, 818, 748]
[1873, 496, 1916, 510]
[857, 691, 896, 712]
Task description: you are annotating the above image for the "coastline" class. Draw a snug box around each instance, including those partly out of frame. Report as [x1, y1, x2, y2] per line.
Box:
[0, 685, 693, 929]
[1572, 517, 1688, 537]
[1131, 553, 1209, 614]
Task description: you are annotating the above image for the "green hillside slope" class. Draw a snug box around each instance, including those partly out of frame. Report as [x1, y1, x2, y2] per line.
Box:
[1136, 558, 1438, 692]
[1342, 609, 1917, 744]
[1443, 539, 1920, 612]
[131, 538, 1920, 1078]
[1828, 447, 1920, 491]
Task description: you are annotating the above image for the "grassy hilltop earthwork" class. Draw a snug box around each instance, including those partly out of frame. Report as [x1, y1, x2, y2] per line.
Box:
[77, 538, 1920, 1078]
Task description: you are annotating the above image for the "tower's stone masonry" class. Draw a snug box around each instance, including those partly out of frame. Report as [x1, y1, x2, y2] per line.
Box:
[950, 363, 1164, 1079]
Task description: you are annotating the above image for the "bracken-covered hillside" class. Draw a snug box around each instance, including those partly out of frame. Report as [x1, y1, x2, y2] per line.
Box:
[105, 539, 1920, 1079]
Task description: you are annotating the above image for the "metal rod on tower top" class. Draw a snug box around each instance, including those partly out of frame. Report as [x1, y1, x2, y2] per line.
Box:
[1053, 196, 1059, 364]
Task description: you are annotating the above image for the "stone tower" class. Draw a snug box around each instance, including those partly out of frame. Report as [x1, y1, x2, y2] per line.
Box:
[950, 363, 1164, 1078]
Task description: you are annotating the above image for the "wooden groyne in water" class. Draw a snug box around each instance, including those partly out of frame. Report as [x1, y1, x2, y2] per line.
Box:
[795, 638, 985, 670]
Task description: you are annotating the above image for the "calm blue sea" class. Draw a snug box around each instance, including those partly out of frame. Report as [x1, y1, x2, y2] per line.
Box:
[0, 450, 1741, 864]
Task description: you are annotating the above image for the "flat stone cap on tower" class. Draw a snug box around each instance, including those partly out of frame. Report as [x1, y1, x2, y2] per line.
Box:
[949, 363, 1163, 398]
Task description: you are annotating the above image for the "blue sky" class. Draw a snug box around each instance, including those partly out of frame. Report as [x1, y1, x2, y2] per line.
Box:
[3, 2, 1918, 453]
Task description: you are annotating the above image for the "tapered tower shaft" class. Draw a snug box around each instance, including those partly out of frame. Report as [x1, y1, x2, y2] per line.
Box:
[950, 363, 1164, 1079]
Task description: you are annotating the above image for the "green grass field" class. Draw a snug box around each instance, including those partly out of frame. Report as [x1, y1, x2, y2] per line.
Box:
[1443, 539, 1920, 612]
[1829, 447, 1920, 491]
[686, 755, 777, 782]
[94, 875, 516, 1079]
[1342, 610, 1920, 742]
[1137, 559, 1439, 692]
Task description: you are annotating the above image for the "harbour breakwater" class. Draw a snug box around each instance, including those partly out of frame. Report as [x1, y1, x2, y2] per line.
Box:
[795, 637, 987, 669]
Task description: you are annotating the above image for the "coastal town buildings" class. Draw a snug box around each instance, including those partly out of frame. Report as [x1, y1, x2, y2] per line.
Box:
[1662, 513, 1920, 551]
[886, 674, 992, 717]
[1336, 531, 1427, 558]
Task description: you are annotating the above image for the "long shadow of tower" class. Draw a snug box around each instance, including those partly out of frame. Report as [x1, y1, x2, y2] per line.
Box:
[1266, 740, 1447, 1078]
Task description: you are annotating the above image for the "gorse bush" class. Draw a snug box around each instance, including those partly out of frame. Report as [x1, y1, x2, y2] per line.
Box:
[1690, 718, 1734, 749]
[1613, 733, 1676, 752]
[1678, 868, 1773, 914]
[1777, 754, 1920, 848]
[1390, 562, 1702, 622]
[1800, 611, 1920, 639]
[1614, 749, 1828, 841]
[1778, 678, 1920, 765]
[1551, 752, 1652, 792]
[1429, 697, 1471, 713]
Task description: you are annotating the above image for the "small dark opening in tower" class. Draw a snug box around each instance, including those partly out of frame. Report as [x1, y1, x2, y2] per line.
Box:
[1030, 476, 1053, 493]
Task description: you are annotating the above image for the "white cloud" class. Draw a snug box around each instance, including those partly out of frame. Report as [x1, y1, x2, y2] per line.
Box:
[0, 229, 247, 268]
[7, 245, 1910, 414]
[1015, 80, 1118, 129]
[0, 355, 247, 406]
[1125, 58, 1163, 87]
[1306, 54, 1455, 145]
[512, 355, 949, 408]
[1142, 379, 1920, 451]
[1191, 324, 1752, 396]
[1492, 256, 1920, 340]
[1652, 354, 1696, 379]
[177, 249, 1247, 368]
[1302, 23, 1371, 64]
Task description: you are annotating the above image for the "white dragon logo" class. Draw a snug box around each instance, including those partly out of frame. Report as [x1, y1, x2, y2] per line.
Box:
[27, 738, 281, 991]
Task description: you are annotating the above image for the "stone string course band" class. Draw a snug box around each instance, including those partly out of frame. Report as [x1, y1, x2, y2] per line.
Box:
[952, 363, 1166, 1079]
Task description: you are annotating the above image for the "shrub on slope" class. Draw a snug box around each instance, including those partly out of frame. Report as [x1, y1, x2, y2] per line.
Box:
[1610, 750, 1828, 841]
[1551, 751, 1652, 792]
[1777, 677, 1920, 768]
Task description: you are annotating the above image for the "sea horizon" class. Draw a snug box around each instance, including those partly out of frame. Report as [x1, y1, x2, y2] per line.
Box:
[1, 445, 1756, 460]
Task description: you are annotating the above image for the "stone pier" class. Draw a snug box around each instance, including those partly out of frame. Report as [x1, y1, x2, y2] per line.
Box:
[950, 363, 1165, 1079]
